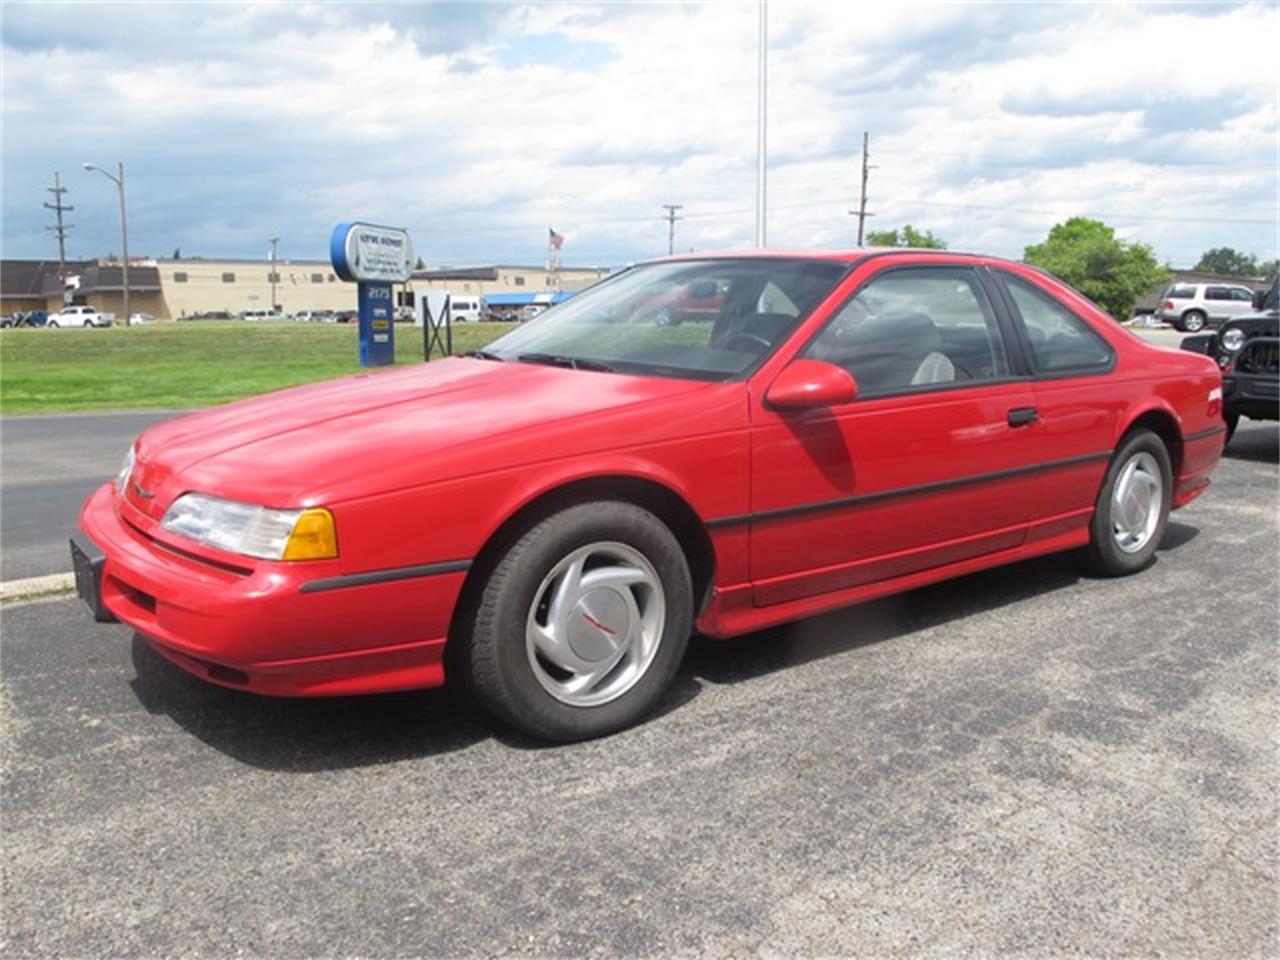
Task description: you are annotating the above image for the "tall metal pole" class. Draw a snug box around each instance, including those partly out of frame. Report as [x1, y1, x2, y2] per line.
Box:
[117, 162, 130, 325]
[662, 204, 683, 255]
[269, 237, 280, 311]
[755, 0, 768, 248]
[86, 161, 130, 324]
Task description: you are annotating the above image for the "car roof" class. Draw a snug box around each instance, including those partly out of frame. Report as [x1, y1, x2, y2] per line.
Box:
[652, 247, 1024, 269]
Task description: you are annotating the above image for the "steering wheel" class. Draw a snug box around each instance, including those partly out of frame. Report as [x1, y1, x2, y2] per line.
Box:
[722, 332, 773, 353]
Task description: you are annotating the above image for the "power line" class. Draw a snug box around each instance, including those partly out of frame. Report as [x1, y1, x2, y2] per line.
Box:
[661, 204, 683, 255]
[43, 171, 74, 283]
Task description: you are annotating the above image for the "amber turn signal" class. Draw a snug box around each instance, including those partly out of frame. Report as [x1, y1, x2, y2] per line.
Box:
[283, 508, 338, 561]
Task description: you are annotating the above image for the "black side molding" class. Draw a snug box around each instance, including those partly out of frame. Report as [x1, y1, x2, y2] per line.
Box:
[299, 559, 472, 594]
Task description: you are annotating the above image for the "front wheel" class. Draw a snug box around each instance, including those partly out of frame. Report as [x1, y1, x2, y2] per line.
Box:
[1084, 429, 1172, 576]
[1179, 311, 1207, 333]
[464, 501, 693, 742]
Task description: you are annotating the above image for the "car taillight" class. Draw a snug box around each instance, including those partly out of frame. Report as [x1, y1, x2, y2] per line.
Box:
[1162, 300, 1174, 310]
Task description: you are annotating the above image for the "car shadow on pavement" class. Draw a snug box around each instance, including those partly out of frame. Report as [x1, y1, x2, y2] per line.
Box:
[1224, 424, 1279, 465]
[129, 638, 495, 770]
[128, 635, 706, 766]
[126, 519, 1201, 766]
[683, 522, 1200, 687]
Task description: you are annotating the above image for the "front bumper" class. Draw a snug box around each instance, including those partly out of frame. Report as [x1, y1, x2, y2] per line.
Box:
[77, 483, 462, 696]
[1223, 373, 1280, 421]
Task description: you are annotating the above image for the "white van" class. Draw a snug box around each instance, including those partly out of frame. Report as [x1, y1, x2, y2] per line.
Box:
[449, 297, 483, 323]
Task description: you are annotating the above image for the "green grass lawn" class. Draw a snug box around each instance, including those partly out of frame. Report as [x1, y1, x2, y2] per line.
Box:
[0, 321, 515, 415]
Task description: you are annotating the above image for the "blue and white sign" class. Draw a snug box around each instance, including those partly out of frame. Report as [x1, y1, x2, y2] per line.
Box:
[329, 222, 414, 284]
[330, 221, 413, 367]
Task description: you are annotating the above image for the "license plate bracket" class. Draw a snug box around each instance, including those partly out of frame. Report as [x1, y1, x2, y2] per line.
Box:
[69, 534, 116, 623]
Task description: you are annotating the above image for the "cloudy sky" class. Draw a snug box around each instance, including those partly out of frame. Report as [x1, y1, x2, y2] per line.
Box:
[2, 1, 1276, 270]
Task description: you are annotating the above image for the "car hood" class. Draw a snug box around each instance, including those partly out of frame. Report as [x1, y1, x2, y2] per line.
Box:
[130, 358, 722, 512]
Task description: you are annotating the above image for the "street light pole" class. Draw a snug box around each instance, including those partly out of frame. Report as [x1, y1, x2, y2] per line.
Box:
[755, 0, 768, 248]
[83, 161, 130, 326]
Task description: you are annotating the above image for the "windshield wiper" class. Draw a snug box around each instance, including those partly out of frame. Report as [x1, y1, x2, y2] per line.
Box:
[465, 349, 504, 361]
[517, 352, 615, 373]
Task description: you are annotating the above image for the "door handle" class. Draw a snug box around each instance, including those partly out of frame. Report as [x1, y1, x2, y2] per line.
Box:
[1007, 407, 1039, 427]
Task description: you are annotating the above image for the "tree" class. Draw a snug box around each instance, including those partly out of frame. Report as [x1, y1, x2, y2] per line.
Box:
[865, 224, 947, 250]
[172, 247, 181, 260]
[1194, 247, 1260, 277]
[1023, 217, 1169, 320]
[414, 256, 425, 270]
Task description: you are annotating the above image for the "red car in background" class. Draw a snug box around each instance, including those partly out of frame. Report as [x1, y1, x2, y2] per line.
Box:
[73, 250, 1225, 741]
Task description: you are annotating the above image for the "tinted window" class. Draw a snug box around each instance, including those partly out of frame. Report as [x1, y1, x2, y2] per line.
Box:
[803, 267, 1008, 394]
[1205, 286, 1232, 301]
[1002, 275, 1112, 373]
[173, 271, 188, 283]
[1231, 288, 1254, 301]
[221, 272, 235, 283]
[1167, 285, 1196, 299]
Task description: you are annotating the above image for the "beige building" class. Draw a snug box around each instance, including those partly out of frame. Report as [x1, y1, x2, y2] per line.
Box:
[2, 257, 613, 321]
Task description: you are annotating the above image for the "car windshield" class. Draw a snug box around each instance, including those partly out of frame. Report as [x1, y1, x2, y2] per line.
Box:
[483, 258, 849, 380]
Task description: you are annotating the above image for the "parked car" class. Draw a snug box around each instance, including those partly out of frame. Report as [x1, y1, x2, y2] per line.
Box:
[48, 305, 113, 328]
[1180, 277, 1278, 442]
[73, 250, 1224, 742]
[449, 297, 484, 323]
[241, 309, 284, 322]
[182, 310, 234, 321]
[129, 313, 158, 325]
[1156, 282, 1259, 332]
[331, 310, 358, 324]
[519, 303, 548, 322]
[1, 311, 50, 328]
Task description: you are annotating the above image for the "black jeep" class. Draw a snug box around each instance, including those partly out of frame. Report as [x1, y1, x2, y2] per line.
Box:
[1181, 277, 1278, 443]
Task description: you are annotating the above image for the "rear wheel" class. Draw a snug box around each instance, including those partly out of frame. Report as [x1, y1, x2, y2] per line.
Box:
[1179, 310, 1207, 333]
[48, 320, 58, 328]
[464, 501, 693, 742]
[1085, 429, 1172, 576]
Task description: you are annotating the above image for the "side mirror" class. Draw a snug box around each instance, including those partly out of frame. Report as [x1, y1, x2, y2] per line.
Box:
[766, 359, 858, 411]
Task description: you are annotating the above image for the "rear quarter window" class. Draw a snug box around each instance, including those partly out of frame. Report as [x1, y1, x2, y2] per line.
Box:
[1167, 285, 1196, 299]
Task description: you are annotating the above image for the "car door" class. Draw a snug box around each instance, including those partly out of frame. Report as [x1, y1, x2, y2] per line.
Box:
[1204, 286, 1234, 323]
[986, 268, 1118, 536]
[748, 263, 1046, 607]
[1228, 287, 1257, 319]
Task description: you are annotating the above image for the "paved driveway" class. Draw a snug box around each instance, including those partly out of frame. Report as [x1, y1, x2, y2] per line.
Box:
[2, 425, 1275, 957]
[0, 411, 179, 580]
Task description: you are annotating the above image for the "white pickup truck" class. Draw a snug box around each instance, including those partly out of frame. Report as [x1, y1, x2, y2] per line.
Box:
[48, 305, 114, 328]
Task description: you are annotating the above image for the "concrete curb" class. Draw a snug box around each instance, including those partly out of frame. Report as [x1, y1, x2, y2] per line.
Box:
[0, 572, 76, 605]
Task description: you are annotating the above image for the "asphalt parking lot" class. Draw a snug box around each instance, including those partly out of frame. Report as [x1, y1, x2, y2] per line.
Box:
[2, 408, 1277, 956]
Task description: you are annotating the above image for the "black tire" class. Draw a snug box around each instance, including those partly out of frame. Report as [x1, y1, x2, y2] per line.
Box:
[464, 501, 693, 742]
[1224, 413, 1239, 446]
[1179, 310, 1207, 333]
[47, 320, 58, 328]
[1084, 429, 1173, 576]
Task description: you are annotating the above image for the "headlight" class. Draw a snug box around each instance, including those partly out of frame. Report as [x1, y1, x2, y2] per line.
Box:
[1221, 328, 1246, 352]
[116, 445, 136, 496]
[160, 493, 337, 561]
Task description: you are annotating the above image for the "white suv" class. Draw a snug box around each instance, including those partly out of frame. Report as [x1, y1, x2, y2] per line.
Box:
[1156, 282, 1258, 332]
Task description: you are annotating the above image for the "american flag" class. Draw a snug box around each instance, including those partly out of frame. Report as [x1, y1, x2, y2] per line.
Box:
[548, 228, 565, 250]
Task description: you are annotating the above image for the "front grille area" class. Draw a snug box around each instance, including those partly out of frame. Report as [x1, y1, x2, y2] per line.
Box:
[1237, 338, 1279, 375]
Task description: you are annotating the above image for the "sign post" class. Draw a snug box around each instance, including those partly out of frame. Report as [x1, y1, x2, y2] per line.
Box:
[329, 222, 414, 367]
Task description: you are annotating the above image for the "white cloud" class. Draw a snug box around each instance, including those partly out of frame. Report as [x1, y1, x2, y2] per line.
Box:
[2, 0, 1276, 268]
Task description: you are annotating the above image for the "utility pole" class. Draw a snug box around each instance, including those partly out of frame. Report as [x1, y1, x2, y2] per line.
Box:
[852, 131, 875, 246]
[269, 237, 280, 311]
[755, 0, 768, 247]
[44, 172, 74, 291]
[662, 204, 683, 256]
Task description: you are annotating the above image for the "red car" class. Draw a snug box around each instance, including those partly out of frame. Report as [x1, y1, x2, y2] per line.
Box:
[73, 251, 1225, 741]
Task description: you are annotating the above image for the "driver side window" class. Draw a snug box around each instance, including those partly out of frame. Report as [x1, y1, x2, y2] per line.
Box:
[802, 267, 1009, 395]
